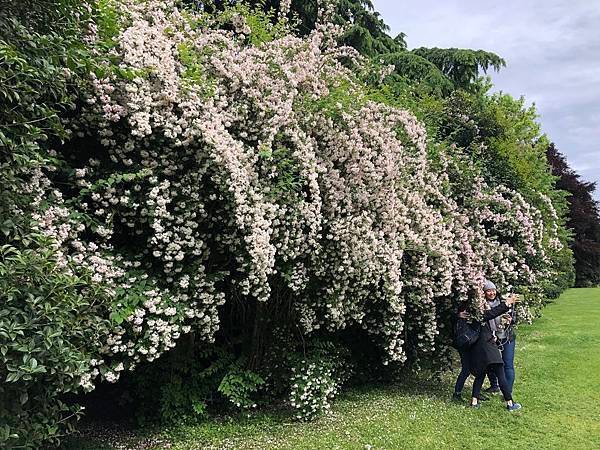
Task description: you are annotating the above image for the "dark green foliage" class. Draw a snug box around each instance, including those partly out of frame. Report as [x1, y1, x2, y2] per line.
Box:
[380, 52, 455, 97]
[0, 0, 91, 241]
[0, 1, 103, 447]
[377, 49, 505, 98]
[412, 47, 505, 91]
[547, 144, 600, 287]
[0, 243, 111, 449]
[333, 0, 401, 55]
[0, 0, 89, 142]
[122, 346, 259, 425]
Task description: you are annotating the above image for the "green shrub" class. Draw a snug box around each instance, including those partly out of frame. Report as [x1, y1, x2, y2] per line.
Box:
[0, 243, 111, 449]
[123, 345, 265, 425]
[0, 2, 104, 447]
[218, 366, 265, 409]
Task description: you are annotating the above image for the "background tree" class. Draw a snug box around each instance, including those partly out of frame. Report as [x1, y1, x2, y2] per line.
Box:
[412, 47, 505, 91]
[547, 143, 600, 287]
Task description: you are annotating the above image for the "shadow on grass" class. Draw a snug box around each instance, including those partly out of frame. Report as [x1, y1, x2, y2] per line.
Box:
[62, 368, 461, 450]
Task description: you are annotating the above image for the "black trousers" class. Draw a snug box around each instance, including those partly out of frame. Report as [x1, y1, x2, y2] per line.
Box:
[472, 363, 512, 401]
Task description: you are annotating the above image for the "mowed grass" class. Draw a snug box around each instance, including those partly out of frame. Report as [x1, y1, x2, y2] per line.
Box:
[68, 288, 600, 450]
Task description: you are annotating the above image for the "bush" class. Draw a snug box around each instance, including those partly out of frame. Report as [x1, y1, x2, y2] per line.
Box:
[218, 366, 265, 410]
[0, 243, 111, 449]
[0, 1, 110, 447]
[51, 0, 567, 373]
[288, 341, 351, 420]
[112, 345, 265, 426]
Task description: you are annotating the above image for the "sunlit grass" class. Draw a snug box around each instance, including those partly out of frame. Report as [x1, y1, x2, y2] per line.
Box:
[66, 288, 600, 449]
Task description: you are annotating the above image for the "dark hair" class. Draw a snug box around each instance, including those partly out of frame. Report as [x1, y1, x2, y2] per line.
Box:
[456, 301, 469, 313]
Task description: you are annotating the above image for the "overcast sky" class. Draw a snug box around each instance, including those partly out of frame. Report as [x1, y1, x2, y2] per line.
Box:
[373, 0, 600, 201]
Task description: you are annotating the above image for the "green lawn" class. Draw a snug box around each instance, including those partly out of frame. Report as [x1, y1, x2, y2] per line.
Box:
[68, 288, 600, 449]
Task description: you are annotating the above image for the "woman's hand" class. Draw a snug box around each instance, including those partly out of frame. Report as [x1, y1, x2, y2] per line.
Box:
[505, 293, 519, 306]
[458, 311, 471, 319]
[500, 313, 512, 326]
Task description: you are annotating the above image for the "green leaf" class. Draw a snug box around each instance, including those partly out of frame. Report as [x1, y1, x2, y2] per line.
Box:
[6, 372, 21, 383]
[109, 311, 123, 324]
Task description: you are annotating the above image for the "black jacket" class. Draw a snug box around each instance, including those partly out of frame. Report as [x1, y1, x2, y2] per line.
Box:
[486, 297, 517, 343]
[467, 302, 510, 376]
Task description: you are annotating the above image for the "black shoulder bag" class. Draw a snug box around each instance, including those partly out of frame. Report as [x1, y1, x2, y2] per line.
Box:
[453, 319, 481, 349]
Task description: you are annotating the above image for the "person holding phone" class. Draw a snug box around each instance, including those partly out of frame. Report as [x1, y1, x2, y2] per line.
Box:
[464, 280, 522, 411]
[482, 280, 517, 394]
[452, 300, 491, 402]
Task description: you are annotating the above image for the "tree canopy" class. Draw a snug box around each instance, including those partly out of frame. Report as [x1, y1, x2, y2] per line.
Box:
[547, 143, 600, 287]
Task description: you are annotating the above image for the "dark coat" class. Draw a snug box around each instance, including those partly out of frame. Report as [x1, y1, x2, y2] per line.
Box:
[466, 302, 510, 376]
[503, 301, 517, 343]
[486, 296, 517, 343]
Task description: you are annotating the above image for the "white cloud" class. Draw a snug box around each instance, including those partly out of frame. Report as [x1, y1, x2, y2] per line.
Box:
[373, 0, 600, 200]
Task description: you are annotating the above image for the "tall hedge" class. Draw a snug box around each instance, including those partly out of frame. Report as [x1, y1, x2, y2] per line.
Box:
[0, 0, 575, 446]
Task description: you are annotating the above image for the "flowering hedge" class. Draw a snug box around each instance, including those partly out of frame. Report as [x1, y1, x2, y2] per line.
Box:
[45, 0, 563, 378]
[1, 0, 572, 444]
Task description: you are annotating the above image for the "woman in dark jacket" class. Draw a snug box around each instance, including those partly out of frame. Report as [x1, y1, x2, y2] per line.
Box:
[484, 281, 518, 393]
[465, 287, 521, 411]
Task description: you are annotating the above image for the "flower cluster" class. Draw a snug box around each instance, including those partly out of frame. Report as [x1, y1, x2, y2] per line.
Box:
[289, 360, 342, 420]
[27, 0, 567, 388]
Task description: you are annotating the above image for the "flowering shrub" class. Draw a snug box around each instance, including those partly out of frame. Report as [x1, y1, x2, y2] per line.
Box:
[288, 342, 350, 420]
[289, 360, 343, 420]
[39, 0, 564, 373]
[1, 0, 573, 444]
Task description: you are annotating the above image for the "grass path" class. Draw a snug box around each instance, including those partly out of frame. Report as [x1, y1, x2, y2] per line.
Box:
[69, 288, 600, 449]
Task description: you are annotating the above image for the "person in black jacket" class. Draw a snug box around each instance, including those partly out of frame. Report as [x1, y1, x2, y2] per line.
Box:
[462, 283, 522, 411]
[452, 301, 486, 402]
[451, 305, 473, 401]
[482, 280, 517, 394]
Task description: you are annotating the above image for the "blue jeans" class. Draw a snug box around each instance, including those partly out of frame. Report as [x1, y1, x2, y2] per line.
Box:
[454, 348, 471, 394]
[488, 338, 516, 391]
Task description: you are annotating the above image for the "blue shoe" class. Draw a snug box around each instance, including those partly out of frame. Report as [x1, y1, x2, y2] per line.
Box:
[507, 402, 522, 412]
